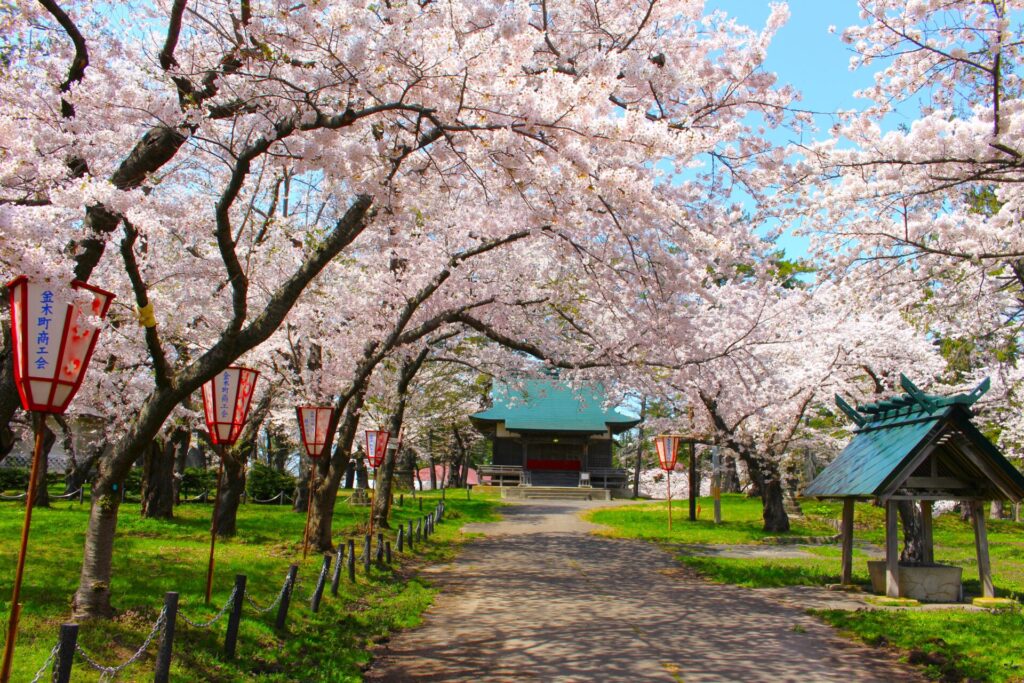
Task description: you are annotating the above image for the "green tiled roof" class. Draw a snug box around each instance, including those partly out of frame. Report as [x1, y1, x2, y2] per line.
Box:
[470, 379, 639, 434]
[805, 375, 1024, 499]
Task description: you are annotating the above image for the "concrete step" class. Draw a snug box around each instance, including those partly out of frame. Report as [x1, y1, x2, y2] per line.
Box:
[502, 487, 611, 501]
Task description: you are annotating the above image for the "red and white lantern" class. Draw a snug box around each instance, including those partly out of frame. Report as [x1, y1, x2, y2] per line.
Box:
[7, 276, 115, 414]
[201, 366, 260, 445]
[297, 406, 334, 459]
[364, 429, 390, 468]
[654, 435, 681, 472]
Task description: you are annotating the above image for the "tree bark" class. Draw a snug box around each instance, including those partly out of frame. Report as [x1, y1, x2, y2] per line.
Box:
[632, 397, 647, 498]
[171, 426, 191, 504]
[213, 451, 246, 537]
[140, 437, 174, 519]
[746, 456, 789, 533]
[372, 348, 428, 530]
[29, 421, 56, 508]
[991, 500, 1005, 519]
[721, 454, 741, 493]
[293, 456, 310, 513]
[898, 499, 925, 564]
[71, 482, 120, 618]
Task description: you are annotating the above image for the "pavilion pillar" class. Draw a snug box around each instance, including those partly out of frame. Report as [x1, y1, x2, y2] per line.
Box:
[970, 500, 995, 598]
[885, 499, 900, 597]
[840, 498, 855, 585]
[920, 500, 934, 565]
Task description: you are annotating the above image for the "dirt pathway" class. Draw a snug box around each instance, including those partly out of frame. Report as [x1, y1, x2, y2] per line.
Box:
[366, 500, 920, 682]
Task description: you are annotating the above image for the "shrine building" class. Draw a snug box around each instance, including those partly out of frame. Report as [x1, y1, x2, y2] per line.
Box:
[471, 379, 639, 494]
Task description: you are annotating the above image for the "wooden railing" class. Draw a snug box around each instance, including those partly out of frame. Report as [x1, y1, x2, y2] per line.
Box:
[478, 465, 523, 487]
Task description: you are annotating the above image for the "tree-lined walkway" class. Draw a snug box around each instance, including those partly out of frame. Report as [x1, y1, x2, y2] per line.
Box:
[366, 500, 919, 682]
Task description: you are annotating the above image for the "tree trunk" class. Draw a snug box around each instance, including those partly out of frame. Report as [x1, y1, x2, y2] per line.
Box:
[746, 456, 789, 533]
[0, 318, 21, 464]
[898, 499, 924, 564]
[71, 482, 121, 618]
[344, 459, 355, 489]
[991, 500, 1005, 519]
[308, 393, 363, 552]
[140, 437, 174, 519]
[171, 427, 191, 504]
[214, 452, 246, 537]
[372, 348, 427, 530]
[428, 453, 437, 491]
[293, 457, 310, 513]
[632, 397, 647, 498]
[29, 421, 56, 508]
[721, 454, 741, 493]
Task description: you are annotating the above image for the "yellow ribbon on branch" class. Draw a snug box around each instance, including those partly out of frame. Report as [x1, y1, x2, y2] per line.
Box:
[137, 302, 157, 328]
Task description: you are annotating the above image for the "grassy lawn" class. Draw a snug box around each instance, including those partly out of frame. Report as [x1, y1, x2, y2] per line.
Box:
[590, 494, 1024, 681]
[0, 488, 498, 682]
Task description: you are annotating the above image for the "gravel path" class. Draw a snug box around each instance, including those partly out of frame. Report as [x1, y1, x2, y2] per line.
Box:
[365, 500, 920, 682]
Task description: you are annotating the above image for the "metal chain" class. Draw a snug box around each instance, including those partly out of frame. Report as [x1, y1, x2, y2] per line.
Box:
[75, 605, 166, 681]
[178, 586, 237, 628]
[0, 492, 27, 501]
[244, 570, 292, 614]
[49, 488, 82, 500]
[28, 641, 60, 683]
[251, 491, 284, 504]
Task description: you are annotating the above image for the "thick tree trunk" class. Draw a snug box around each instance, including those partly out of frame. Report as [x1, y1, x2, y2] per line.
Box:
[746, 456, 789, 533]
[72, 483, 121, 618]
[214, 452, 246, 537]
[344, 459, 355, 489]
[141, 438, 174, 519]
[991, 500, 1005, 519]
[898, 499, 925, 563]
[309, 395, 363, 551]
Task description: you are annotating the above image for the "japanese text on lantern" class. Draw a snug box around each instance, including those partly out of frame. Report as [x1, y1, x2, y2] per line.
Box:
[34, 290, 54, 371]
[219, 371, 230, 420]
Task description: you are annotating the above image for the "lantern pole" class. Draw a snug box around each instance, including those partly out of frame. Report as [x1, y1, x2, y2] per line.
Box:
[302, 459, 316, 559]
[0, 412, 46, 683]
[368, 465, 378, 540]
[666, 468, 672, 531]
[205, 446, 227, 605]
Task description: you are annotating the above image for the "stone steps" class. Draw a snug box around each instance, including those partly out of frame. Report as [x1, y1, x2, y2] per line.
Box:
[502, 486, 611, 501]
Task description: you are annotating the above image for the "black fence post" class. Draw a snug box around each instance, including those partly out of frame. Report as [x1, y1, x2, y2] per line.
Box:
[416, 518, 422, 541]
[275, 564, 298, 630]
[442, 487, 446, 501]
[419, 498, 423, 511]
[153, 592, 178, 683]
[224, 575, 246, 658]
[311, 554, 331, 613]
[375, 532, 384, 564]
[467, 487, 471, 500]
[399, 493, 404, 507]
[279, 490, 284, 505]
[52, 623, 78, 683]
[408, 520, 415, 551]
[331, 544, 344, 597]
[363, 534, 371, 574]
[347, 539, 356, 583]
[397, 525, 404, 553]
[385, 540, 392, 565]
[78, 487, 84, 504]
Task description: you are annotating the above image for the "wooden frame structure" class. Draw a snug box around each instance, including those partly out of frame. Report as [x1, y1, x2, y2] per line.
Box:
[805, 375, 1024, 599]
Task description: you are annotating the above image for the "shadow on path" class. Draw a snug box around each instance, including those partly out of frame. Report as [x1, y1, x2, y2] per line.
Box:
[367, 500, 919, 682]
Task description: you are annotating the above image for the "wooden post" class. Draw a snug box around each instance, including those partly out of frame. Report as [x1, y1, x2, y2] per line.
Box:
[385, 541, 392, 565]
[408, 521, 415, 551]
[712, 446, 722, 525]
[154, 592, 178, 683]
[224, 575, 246, 658]
[204, 450, 227, 605]
[885, 499, 900, 597]
[311, 554, 330, 613]
[419, 498, 423, 511]
[375, 532, 384, 564]
[363, 534, 371, 574]
[275, 564, 298, 630]
[346, 539, 355, 583]
[416, 518, 422, 541]
[688, 441, 697, 522]
[971, 500, 995, 598]
[52, 623, 79, 683]
[330, 545, 343, 597]
[399, 494, 404, 507]
[0, 412, 46, 683]
[840, 498, 855, 585]
[920, 500, 934, 565]
[397, 525, 404, 553]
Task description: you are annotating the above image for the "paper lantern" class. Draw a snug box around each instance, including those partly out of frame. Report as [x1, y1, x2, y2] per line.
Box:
[364, 429, 390, 468]
[297, 405, 334, 458]
[7, 276, 115, 414]
[201, 366, 260, 445]
[654, 435, 682, 471]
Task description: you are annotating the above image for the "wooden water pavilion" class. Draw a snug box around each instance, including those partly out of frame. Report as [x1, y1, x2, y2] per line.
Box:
[805, 375, 1024, 601]
[471, 379, 639, 495]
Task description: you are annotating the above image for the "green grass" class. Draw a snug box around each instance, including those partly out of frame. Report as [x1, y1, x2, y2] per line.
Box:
[815, 607, 1024, 682]
[0, 488, 499, 682]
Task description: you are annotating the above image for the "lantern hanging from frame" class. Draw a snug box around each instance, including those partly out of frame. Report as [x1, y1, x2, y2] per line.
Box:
[7, 276, 115, 414]
[297, 405, 334, 459]
[654, 434, 682, 472]
[201, 366, 260, 445]
[364, 429, 390, 469]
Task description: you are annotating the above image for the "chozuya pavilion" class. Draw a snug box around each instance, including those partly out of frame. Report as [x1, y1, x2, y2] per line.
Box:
[471, 378, 640, 499]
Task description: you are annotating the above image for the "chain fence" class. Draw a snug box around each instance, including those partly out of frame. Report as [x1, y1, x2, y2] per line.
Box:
[75, 605, 166, 682]
[244, 569, 293, 614]
[28, 641, 59, 683]
[178, 586, 237, 628]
